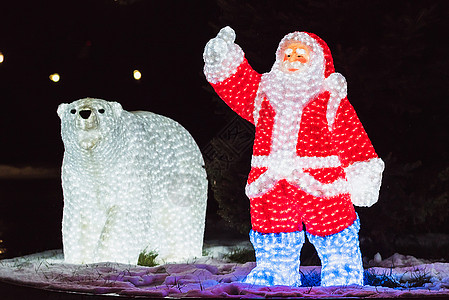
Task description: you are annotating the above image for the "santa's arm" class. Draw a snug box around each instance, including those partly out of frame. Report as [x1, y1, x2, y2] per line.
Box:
[203, 26, 262, 124]
[332, 97, 385, 207]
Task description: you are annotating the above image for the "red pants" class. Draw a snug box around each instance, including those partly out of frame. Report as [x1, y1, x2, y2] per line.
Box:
[250, 179, 357, 237]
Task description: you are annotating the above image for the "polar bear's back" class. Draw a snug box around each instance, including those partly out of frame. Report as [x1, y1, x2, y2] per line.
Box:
[129, 110, 204, 164]
[127, 110, 207, 202]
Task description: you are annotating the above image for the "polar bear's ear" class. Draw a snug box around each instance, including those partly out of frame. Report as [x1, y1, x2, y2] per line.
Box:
[57, 103, 69, 119]
[110, 102, 123, 118]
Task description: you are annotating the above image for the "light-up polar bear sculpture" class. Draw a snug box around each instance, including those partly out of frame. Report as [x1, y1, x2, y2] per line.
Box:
[57, 98, 208, 265]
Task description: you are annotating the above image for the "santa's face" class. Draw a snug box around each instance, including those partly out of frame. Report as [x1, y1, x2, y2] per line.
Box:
[265, 33, 326, 105]
[281, 42, 310, 73]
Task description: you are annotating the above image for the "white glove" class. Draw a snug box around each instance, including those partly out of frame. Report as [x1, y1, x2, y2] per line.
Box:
[345, 158, 385, 207]
[325, 72, 347, 99]
[203, 26, 236, 65]
[203, 26, 244, 84]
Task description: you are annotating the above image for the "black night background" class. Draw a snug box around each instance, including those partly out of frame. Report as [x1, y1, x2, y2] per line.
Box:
[0, 0, 448, 265]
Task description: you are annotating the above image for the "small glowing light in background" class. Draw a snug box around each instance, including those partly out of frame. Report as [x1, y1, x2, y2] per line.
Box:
[0, 239, 5, 255]
[133, 69, 142, 80]
[49, 73, 60, 82]
[0, 52, 4, 63]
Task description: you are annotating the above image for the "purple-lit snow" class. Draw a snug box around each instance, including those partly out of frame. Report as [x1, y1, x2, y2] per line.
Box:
[0, 244, 449, 298]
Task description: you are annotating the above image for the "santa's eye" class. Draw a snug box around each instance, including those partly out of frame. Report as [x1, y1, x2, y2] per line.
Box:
[98, 108, 105, 114]
[70, 109, 76, 114]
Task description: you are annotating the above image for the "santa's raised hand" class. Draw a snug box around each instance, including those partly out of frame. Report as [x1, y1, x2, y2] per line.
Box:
[203, 26, 235, 64]
[203, 26, 245, 84]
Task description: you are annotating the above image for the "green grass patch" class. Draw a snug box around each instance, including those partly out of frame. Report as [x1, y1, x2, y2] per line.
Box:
[137, 250, 159, 267]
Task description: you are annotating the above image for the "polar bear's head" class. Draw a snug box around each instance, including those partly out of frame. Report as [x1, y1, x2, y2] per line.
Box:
[58, 98, 123, 151]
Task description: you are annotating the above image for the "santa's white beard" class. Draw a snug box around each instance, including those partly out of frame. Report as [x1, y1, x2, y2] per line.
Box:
[260, 69, 325, 110]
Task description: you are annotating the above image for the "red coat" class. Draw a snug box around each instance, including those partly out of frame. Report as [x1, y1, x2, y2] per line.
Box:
[209, 57, 380, 236]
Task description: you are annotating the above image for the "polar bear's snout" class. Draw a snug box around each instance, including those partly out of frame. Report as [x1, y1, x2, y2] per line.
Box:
[79, 109, 92, 119]
[76, 107, 99, 131]
[73, 106, 101, 150]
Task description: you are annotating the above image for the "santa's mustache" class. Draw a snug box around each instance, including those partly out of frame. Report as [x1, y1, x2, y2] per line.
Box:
[282, 60, 305, 71]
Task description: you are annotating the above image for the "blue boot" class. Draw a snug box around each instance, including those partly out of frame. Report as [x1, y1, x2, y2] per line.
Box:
[243, 230, 305, 286]
[307, 217, 364, 286]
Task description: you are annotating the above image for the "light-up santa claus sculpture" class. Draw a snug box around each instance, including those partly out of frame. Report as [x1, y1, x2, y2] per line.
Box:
[203, 26, 384, 286]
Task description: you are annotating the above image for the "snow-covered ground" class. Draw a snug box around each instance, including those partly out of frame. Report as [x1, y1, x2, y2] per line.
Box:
[0, 242, 449, 299]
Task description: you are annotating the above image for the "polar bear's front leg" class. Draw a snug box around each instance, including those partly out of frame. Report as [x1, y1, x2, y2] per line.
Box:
[78, 209, 104, 263]
[63, 205, 103, 264]
[96, 205, 120, 262]
[62, 201, 83, 264]
[62, 175, 104, 264]
[96, 204, 146, 264]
